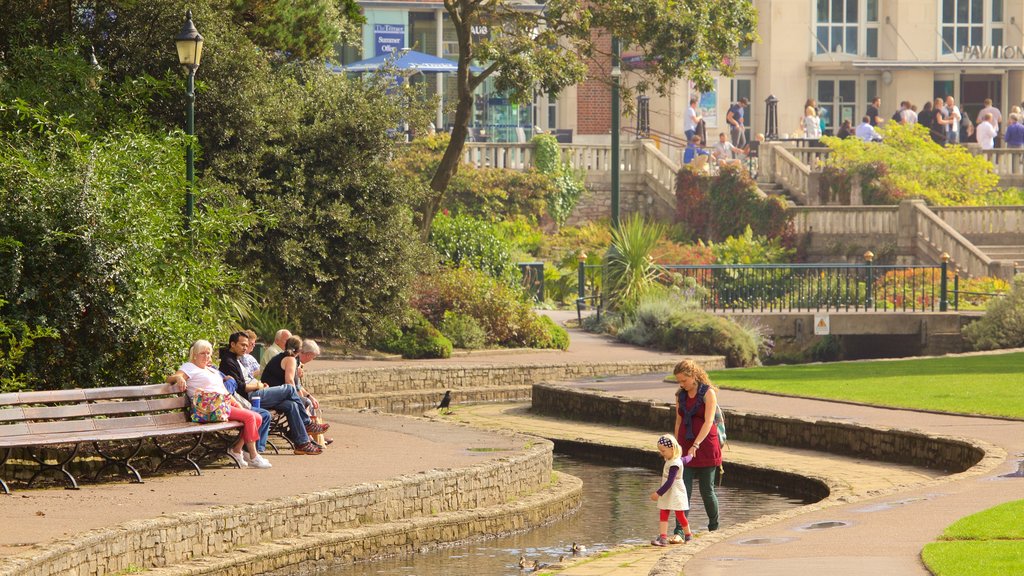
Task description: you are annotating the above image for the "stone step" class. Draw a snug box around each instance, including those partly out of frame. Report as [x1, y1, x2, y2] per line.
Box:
[320, 386, 533, 415]
[976, 245, 1024, 262]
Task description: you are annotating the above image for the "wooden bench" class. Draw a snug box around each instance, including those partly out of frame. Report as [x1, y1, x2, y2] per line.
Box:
[0, 383, 243, 493]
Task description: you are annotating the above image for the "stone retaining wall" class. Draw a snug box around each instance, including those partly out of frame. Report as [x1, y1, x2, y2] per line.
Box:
[532, 383, 985, 473]
[150, 472, 583, 576]
[305, 361, 689, 399]
[0, 436, 556, 576]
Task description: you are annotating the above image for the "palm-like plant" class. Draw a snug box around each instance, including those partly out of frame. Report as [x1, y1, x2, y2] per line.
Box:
[605, 215, 667, 314]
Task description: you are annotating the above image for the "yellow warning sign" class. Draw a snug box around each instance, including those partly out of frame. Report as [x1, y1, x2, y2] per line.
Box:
[814, 314, 830, 335]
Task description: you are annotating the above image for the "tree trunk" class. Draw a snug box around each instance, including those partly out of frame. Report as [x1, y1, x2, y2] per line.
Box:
[420, 91, 474, 240]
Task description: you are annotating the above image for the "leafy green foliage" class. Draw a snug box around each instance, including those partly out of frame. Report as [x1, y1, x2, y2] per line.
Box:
[411, 267, 567, 349]
[438, 311, 487, 350]
[605, 215, 666, 313]
[430, 213, 520, 285]
[0, 102, 252, 387]
[711, 226, 794, 264]
[616, 295, 760, 367]
[0, 298, 58, 393]
[447, 168, 554, 222]
[226, 65, 428, 344]
[963, 274, 1024, 350]
[821, 123, 1000, 205]
[675, 165, 792, 243]
[533, 133, 586, 225]
[375, 310, 452, 359]
[420, 0, 757, 236]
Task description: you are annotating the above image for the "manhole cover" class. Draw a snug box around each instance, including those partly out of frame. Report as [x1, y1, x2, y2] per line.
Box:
[799, 520, 850, 530]
[736, 537, 795, 546]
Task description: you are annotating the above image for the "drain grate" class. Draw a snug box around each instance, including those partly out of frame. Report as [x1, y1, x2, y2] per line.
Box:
[798, 520, 850, 530]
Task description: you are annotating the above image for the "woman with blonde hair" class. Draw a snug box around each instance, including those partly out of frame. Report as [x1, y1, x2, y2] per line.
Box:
[803, 105, 822, 140]
[167, 340, 271, 469]
[672, 359, 723, 534]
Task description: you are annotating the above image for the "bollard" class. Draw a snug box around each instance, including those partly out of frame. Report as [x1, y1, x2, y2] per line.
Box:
[577, 251, 587, 324]
[863, 250, 875, 309]
[939, 252, 949, 312]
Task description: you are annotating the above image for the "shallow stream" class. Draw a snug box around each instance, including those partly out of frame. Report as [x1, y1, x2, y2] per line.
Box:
[325, 455, 808, 576]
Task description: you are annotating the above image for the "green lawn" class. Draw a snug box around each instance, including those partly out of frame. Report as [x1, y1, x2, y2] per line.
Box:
[707, 352, 1024, 419]
[922, 501, 1024, 576]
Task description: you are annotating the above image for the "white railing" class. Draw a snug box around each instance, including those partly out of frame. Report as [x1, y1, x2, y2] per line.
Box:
[979, 149, 1024, 178]
[462, 143, 534, 170]
[790, 206, 899, 236]
[932, 206, 1024, 237]
[779, 145, 831, 170]
[773, 145, 819, 205]
[913, 203, 995, 279]
[636, 141, 679, 208]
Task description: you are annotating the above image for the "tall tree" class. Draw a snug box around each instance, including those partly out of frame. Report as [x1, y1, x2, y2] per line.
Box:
[419, 0, 757, 238]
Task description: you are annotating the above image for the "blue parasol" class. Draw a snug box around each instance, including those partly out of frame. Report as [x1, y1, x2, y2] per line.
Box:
[335, 48, 481, 74]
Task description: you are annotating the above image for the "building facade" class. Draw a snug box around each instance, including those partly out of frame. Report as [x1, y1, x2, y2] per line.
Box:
[347, 1, 1024, 146]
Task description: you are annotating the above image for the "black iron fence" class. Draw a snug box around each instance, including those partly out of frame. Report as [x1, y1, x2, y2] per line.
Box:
[576, 259, 977, 315]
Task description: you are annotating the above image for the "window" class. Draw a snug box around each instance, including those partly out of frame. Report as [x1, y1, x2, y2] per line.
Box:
[815, 0, 879, 57]
[816, 78, 877, 132]
[941, 0, 1003, 55]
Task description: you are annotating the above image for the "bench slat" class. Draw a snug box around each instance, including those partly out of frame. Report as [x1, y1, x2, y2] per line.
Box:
[0, 397, 188, 425]
[0, 383, 182, 408]
[0, 421, 241, 448]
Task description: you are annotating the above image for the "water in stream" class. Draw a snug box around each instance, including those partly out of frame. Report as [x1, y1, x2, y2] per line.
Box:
[326, 455, 808, 576]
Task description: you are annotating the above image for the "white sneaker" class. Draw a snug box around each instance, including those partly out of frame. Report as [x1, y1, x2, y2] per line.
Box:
[226, 449, 248, 468]
[249, 455, 272, 469]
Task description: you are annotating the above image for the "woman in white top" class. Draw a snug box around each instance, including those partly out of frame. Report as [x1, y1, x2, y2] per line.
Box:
[803, 106, 822, 139]
[167, 340, 271, 469]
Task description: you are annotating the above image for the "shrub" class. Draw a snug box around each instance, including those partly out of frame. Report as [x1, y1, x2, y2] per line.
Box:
[821, 123, 999, 206]
[711, 225, 794, 264]
[675, 165, 791, 242]
[438, 311, 487, 350]
[605, 215, 667, 313]
[617, 296, 759, 367]
[531, 314, 570, 350]
[534, 133, 587, 225]
[411, 266, 564, 349]
[447, 167, 554, 222]
[0, 298, 58, 392]
[430, 212, 519, 284]
[963, 274, 1024, 350]
[375, 310, 452, 359]
[955, 276, 1011, 311]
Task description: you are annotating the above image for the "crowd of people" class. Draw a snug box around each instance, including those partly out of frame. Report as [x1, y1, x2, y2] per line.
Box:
[819, 95, 1024, 150]
[167, 328, 331, 469]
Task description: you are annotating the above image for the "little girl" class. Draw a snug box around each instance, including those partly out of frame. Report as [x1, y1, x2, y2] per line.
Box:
[649, 434, 693, 546]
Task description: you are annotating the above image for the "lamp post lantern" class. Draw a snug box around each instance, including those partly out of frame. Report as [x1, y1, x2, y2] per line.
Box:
[174, 10, 204, 228]
[610, 36, 621, 230]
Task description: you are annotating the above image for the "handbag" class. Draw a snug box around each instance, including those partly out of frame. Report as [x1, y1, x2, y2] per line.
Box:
[190, 390, 232, 423]
[312, 408, 327, 447]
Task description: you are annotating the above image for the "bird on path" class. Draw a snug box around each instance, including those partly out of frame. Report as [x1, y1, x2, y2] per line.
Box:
[437, 390, 452, 414]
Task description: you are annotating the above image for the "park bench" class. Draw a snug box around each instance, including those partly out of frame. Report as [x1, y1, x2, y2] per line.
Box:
[0, 383, 243, 494]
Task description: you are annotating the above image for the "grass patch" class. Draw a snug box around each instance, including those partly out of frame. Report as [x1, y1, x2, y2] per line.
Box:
[922, 541, 1024, 576]
[923, 502, 1024, 576]
[707, 352, 1024, 418]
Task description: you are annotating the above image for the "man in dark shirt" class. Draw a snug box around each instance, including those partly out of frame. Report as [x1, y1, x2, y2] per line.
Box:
[219, 332, 272, 455]
[726, 97, 748, 148]
[867, 97, 883, 126]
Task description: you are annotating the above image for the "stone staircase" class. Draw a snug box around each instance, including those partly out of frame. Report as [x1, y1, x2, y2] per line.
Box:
[974, 244, 1024, 270]
[756, 178, 797, 206]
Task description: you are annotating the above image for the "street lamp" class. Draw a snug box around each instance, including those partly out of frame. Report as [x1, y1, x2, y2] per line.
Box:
[610, 37, 621, 230]
[174, 10, 204, 228]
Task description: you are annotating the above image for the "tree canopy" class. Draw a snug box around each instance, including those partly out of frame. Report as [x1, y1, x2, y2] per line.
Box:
[419, 0, 758, 236]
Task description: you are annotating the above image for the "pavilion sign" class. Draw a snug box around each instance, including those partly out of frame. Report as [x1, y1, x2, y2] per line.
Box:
[961, 45, 1024, 59]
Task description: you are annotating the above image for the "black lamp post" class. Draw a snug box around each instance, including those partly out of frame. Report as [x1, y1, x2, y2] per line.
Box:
[174, 10, 204, 228]
[610, 37, 621, 229]
[764, 94, 779, 140]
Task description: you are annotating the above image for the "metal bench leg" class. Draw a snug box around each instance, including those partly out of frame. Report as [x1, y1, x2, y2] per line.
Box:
[153, 434, 203, 476]
[0, 448, 10, 494]
[265, 440, 280, 456]
[93, 439, 145, 484]
[26, 444, 80, 490]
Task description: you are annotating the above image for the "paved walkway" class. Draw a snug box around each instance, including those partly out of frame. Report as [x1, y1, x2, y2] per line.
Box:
[6, 309, 1022, 576]
[550, 377, 1024, 576]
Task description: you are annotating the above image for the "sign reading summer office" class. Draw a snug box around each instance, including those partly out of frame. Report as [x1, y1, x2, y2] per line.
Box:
[374, 24, 405, 56]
